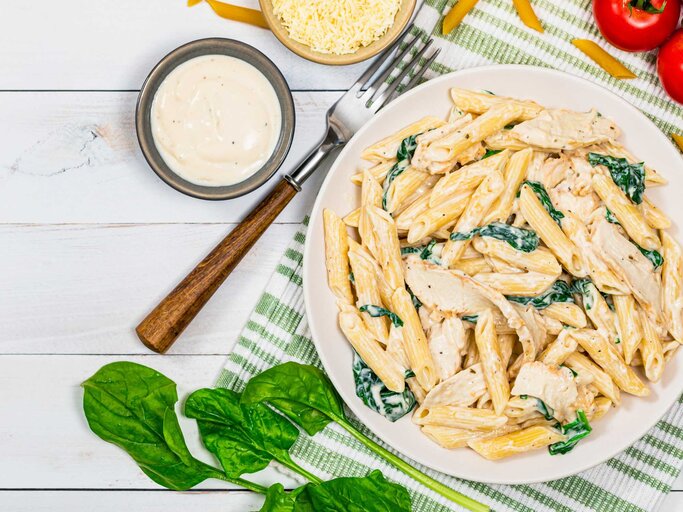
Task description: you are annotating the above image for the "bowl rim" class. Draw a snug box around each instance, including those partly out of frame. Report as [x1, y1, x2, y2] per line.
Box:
[258, 0, 417, 66]
[303, 64, 683, 484]
[135, 37, 295, 201]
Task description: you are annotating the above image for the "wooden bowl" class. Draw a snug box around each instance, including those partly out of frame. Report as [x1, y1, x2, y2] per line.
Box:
[258, 0, 417, 65]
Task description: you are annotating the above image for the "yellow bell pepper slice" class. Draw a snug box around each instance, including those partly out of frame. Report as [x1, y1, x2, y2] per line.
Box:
[512, 0, 544, 33]
[572, 39, 636, 79]
[442, 0, 480, 35]
[673, 134, 683, 153]
[190, 0, 269, 29]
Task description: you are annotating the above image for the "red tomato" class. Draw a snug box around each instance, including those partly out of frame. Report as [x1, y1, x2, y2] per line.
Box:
[592, 0, 681, 52]
[658, 29, 683, 104]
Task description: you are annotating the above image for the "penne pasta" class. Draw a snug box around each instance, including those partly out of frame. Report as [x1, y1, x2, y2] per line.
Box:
[338, 308, 406, 393]
[361, 116, 445, 162]
[485, 147, 533, 223]
[518, 185, 583, 276]
[323, 209, 354, 305]
[474, 310, 510, 415]
[613, 294, 642, 365]
[592, 173, 660, 251]
[639, 308, 664, 383]
[467, 426, 566, 460]
[541, 303, 587, 329]
[569, 329, 648, 397]
[661, 231, 683, 342]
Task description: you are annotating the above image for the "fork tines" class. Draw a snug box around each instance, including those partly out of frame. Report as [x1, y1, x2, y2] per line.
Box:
[352, 24, 440, 113]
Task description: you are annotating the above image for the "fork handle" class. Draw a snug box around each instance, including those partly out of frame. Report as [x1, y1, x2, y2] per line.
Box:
[136, 132, 341, 354]
[136, 178, 298, 354]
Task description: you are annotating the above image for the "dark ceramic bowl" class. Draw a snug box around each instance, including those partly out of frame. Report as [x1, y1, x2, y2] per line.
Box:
[136, 38, 295, 200]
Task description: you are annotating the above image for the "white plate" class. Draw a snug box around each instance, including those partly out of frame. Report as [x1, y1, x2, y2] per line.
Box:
[303, 65, 683, 484]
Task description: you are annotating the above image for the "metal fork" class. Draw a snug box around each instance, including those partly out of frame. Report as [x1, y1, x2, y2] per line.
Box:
[136, 26, 440, 354]
[285, 26, 439, 191]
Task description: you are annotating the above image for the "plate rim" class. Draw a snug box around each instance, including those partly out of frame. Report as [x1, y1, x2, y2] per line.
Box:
[303, 64, 683, 484]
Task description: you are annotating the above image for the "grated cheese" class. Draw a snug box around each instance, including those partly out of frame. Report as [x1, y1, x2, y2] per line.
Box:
[271, 0, 402, 55]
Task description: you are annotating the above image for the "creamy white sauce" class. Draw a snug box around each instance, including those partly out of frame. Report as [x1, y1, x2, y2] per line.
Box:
[151, 54, 282, 187]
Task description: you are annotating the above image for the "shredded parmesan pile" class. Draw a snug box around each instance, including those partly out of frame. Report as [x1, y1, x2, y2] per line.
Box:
[271, 0, 402, 55]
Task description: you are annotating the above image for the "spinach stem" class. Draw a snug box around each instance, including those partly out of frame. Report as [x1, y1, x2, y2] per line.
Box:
[278, 456, 323, 485]
[205, 464, 268, 494]
[335, 417, 490, 512]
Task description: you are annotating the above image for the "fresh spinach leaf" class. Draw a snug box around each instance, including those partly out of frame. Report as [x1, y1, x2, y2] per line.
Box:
[81, 362, 221, 490]
[637, 245, 664, 270]
[450, 222, 539, 253]
[521, 181, 565, 226]
[506, 280, 574, 310]
[242, 363, 488, 512]
[382, 135, 419, 211]
[348, 272, 355, 284]
[549, 410, 592, 455]
[482, 148, 502, 159]
[241, 362, 345, 431]
[560, 364, 578, 378]
[588, 153, 645, 205]
[184, 388, 319, 482]
[461, 314, 479, 323]
[359, 304, 404, 328]
[352, 352, 416, 422]
[260, 483, 311, 512]
[295, 470, 412, 512]
[571, 279, 595, 310]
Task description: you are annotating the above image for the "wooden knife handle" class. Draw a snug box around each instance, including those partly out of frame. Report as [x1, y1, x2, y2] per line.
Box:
[136, 178, 298, 353]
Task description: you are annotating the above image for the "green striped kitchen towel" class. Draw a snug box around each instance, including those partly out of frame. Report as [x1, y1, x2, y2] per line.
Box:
[217, 2, 683, 511]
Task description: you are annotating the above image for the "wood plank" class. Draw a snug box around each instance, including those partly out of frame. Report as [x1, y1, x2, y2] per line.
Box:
[0, 223, 298, 355]
[0, 91, 339, 224]
[0, 354, 303, 490]
[0, 491, 265, 512]
[0, 1, 369, 91]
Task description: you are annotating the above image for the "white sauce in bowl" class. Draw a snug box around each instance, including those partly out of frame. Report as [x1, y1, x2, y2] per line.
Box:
[151, 54, 282, 187]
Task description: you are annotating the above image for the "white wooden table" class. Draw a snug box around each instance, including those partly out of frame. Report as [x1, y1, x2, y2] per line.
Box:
[1, 2, 681, 510]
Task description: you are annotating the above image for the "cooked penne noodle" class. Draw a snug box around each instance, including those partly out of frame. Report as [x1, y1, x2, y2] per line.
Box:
[366, 206, 404, 290]
[538, 330, 578, 366]
[639, 308, 664, 383]
[394, 189, 432, 231]
[569, 329, 648, 397]
[449, 88, 544, 120]
[338, 308, 405, 392]
[613, 294, 642, 365]
[429, 150, 510, 207]
[413, 404, 508, 430]
[518, 185, 584, 276]
[385, 167, 432, 214]
[474, 310, 510, 415]
[474, 271, 556, 296]
[362, 116, 445, 162]
[485, 147, 533, 223]
[359, 171, 383, 259]
[343, 208, 360, 228]
[452, 256, 493, 275]
[347, 243, 389, 343]
[563, 352, 620, 405]
[592, 173, 660, 251]
[467, 425, 566, 460]
[441, 170, 505, 265]
[323, 209, 354, 305]
[641, 197, 671, 229]
[541, 303, 587, 329]
[472, 237, 561, 275]
[408, 191, 471, 243]
[661, 231, 683, 342]
[392, 287, 438, 391]
[418, 104, 525, 174]
[350, 159, 396, 185]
